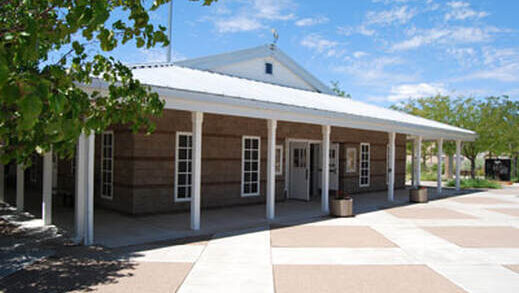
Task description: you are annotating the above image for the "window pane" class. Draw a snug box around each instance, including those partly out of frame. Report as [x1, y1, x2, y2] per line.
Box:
[179, 135, 187, 147]
[179, 161, 187, 172]
[245, 139, 251, 149]
[252, 139, 259, 149]
[179, 149, 187, 160]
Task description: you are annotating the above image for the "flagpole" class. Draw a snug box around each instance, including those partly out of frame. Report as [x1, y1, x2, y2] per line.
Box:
[167, 0, 173, 63]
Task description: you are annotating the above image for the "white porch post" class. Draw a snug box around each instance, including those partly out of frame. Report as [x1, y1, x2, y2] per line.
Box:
[0, 162, 4, 203]
[75, 133, 86, 242]
[266, 119, 277, 220]
[42, 151, 53, 225]
[321, 125, 330, 214]
[437, 138, 443, 195]
[191, 112, 203, 230]
[414, 136, 422, 187]
[16, 164, 24, 211]
[456, 140, 462, 191]
[410, 140, 415, 186]
[85, 134, 95, 245]
[75, 132, 95, 245]
[388, 132, 396, 201]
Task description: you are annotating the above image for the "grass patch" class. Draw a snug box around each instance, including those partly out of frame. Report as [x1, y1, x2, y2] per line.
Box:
[446, 178, 502, 189]
[420, 171, 438, 181]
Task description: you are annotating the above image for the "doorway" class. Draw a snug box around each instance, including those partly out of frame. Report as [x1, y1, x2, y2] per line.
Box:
[289, 140, 339, 201]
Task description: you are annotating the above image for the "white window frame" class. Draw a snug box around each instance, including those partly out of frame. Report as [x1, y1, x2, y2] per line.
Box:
[101, 131, 114, 200]
[174, 132, 193, 202]
[359, 143, 370, 187]
[275, 145, 283, 176]
[242, 136, 261, 197]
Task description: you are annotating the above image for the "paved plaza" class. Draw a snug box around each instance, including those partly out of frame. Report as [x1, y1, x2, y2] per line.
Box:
[1, 185, 519, 292]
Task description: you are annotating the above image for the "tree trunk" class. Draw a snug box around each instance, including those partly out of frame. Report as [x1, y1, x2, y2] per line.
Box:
[470, 157, 476, 179]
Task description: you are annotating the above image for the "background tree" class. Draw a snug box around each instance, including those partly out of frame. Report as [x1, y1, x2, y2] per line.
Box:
[330, 81, 351, 98]
[392, 95, 495, 179]
[0, 0, 216, 165]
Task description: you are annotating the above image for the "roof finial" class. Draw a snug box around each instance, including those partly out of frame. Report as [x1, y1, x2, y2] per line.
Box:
[270, 28, 279, 49]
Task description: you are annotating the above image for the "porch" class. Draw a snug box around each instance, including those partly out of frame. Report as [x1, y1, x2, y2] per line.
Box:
[5, 185, 462, 248]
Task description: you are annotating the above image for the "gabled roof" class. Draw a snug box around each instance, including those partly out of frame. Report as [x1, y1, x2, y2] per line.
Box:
[174, 45, 335, 95]
[98, 63, 475, 141]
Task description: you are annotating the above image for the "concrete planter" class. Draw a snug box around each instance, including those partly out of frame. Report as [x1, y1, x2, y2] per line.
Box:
[410, 188, 428, 203]
[331, 198, 354, 217]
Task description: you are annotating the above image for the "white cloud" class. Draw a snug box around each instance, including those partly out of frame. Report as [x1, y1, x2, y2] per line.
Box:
[252, 0, 296, 21]
[366, 6, 417, 26]
[214, 16, 264, 33]
[295, 16, 329, 27]
[300, 34, 344, 57]
[334, 56, 417, 86]
[392, 26, 504, 51]
[446, 47, 477, 67]
[337, 25, 375, 37]
[463, 63, 519, 82]
[206, 0, 296, 33]
[445, 1, 489, 21]
[353, 51, 369, 58]
[387, 83, 447, 101]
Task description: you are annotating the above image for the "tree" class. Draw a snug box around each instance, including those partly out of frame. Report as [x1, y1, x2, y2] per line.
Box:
[0, 0, 216, 165]
[392, 95, 488, 179]
[330, 81, 351, 98]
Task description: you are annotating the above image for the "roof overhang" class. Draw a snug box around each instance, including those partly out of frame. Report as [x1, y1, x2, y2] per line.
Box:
[86, 79, 477, 142]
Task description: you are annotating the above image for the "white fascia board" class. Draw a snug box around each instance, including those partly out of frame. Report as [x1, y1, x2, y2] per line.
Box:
[85, 80, 476, 141]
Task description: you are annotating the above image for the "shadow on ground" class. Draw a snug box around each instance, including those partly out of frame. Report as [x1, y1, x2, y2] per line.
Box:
[0, 203, 143, 293]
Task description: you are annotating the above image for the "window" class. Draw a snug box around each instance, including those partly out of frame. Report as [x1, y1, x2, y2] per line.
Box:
[359, 143, 370, 187]
[265, 62, 273, 75]
[275, 145, 283, 175]
[242, 136, 260, 196]
[346, 147, 356, 173]
[101, 131, 114, 199]
[175, 132, 192, 202]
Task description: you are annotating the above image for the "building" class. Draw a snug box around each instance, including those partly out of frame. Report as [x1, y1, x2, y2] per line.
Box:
[0, 45, 476, 245]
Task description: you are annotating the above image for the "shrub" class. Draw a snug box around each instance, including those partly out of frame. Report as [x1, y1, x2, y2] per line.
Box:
[446, 178, 501, 189]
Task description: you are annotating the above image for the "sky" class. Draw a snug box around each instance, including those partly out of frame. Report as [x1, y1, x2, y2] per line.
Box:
[108, 0, 519, 107]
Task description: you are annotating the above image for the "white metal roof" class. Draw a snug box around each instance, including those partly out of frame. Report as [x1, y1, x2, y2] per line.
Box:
[89, 63, 476, 141]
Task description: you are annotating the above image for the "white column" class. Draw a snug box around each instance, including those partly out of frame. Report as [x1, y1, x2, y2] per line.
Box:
[388, 132, 396, 201]
[437, 138, 443, 195]
[42, 151, 53, 225]
[414, 136, 422, 187]
[321, 125, 330, 214]
[191, 112, 203, 230]
[456, 140, 462, 191]
[16, 164, 24, 211]
[75, 133, 86, 242]
[85, 133, 95, 245]
[0, 163, 4, 203]
[266, 119, 277, 220]
[410, 141, 415, 186]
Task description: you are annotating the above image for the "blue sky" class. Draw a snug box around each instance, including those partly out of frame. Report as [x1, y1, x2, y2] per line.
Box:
[108, 0, 519, 107]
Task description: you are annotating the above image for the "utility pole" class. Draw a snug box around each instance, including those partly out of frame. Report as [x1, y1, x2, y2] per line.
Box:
[167, 0, 173, 63]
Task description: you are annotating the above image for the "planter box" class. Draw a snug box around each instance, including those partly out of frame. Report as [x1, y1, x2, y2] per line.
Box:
[410, 188, 428, 203]
[331, 198, 354, 217]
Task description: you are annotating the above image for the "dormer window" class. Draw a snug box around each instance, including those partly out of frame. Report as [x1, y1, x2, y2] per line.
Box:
[265, 62, 273, 75]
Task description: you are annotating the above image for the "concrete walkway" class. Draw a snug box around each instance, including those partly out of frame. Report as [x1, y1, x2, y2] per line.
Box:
[111, 185, 519, 293]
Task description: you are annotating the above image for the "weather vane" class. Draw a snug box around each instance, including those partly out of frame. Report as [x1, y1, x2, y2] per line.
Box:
[271, 28, 279, 46]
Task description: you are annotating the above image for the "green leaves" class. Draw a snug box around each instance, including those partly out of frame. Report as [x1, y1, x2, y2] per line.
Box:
[0, 0, 216, 165]
[17, 93, 43, 130]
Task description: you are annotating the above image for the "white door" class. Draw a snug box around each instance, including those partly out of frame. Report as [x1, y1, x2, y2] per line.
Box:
[329, 143, 339, 190]
[290, 141, 310, 200]
[318, 143, 340, 191]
